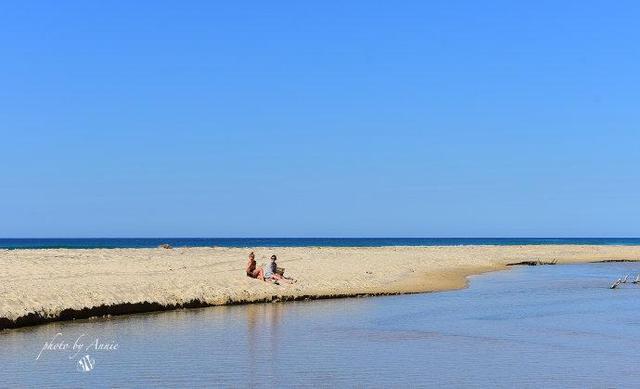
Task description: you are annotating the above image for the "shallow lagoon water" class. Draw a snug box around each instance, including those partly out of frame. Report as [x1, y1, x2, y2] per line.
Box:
[2, 263, 640, 388]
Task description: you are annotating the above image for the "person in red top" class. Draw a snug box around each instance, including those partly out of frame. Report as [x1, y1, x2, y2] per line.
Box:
[245, 252, 264, 281]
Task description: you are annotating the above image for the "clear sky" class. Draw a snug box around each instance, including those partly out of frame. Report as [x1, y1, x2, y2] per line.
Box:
[1, 1, 639, 238]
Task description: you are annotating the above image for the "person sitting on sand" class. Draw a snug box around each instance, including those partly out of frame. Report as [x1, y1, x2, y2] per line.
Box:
[264, 255, 295, 284]
[246, 252, 264, 281]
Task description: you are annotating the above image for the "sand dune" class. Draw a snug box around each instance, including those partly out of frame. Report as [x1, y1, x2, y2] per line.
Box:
[2, 245, 640, 329]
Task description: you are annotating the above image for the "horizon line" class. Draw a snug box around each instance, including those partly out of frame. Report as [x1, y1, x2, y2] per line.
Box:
[2, 237, 640, 240]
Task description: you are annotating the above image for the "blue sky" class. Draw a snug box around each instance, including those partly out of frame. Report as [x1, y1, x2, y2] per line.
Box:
[1, 1, 639, 237]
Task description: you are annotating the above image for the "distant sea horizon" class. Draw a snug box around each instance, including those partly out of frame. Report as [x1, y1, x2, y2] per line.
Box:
[1, 238, 640, 249]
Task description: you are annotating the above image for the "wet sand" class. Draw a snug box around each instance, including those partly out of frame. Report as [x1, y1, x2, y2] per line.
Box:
[2, 245, 640, 329]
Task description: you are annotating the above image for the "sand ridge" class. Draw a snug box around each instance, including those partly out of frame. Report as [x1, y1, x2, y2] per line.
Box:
[2, 245, 640, 329]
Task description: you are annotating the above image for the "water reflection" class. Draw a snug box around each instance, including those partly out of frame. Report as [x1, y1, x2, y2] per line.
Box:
[244, 304, 282, 386]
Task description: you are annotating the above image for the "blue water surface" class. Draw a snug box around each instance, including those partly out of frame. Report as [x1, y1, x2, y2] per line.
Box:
[1, 237, 640, 249]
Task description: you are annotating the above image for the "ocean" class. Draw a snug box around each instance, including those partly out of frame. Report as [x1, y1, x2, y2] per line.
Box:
[1, 237, 640, 249]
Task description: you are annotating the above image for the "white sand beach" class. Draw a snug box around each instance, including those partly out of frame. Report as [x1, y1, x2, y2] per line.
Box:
[2, 245, 640, 329]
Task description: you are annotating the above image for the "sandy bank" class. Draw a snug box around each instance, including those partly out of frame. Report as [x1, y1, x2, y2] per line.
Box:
[2, 245, 640, 329]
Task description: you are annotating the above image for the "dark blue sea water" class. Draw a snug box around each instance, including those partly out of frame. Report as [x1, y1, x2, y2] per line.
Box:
[1, 237, 639, 249]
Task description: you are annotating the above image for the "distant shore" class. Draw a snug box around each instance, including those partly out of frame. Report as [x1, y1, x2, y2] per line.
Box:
[2, 245, 640, 330]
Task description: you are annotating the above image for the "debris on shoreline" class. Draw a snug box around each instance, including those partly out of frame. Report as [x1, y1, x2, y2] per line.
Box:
[506, 259, 558, 267]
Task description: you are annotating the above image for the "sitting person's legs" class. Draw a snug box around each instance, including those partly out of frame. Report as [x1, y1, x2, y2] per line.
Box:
[252, 267, 265, 281]
[270, 273, 295, 283]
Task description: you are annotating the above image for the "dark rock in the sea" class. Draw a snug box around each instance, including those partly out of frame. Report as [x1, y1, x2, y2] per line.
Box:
[159, 244, 172, 249]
